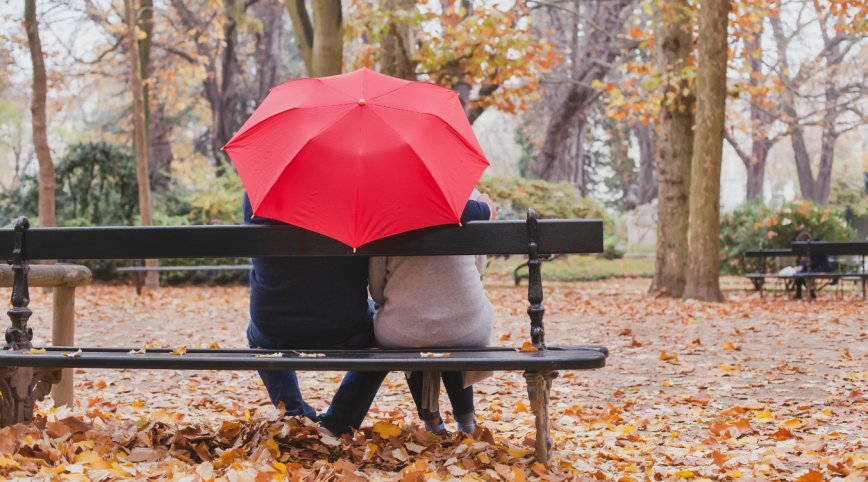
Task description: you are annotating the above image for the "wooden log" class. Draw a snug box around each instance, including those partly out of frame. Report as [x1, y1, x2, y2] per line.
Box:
[0, 264, 91, 288]
[51, 287, 75, 407]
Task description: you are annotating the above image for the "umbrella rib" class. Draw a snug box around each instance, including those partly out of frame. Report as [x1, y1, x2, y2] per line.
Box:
[363, 107, 458, 222]
[226, 103, 355, 148]
[367, 104, 489, 162]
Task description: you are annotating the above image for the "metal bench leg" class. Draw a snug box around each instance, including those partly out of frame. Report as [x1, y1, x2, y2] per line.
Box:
[0, 217, 62, 427]
[524, 370, 553, 465]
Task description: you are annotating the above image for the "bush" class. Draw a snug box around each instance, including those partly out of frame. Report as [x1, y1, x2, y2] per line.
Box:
[720, 200, 855, 275]
[477, 176, 609, 224]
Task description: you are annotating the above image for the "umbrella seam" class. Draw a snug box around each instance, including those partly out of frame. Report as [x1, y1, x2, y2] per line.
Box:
[313, 77, 360, 102]
[365, 79, 457, 103]
[226, 103, 356, 149]
[364, 107, 460, 223]
[365, 104, 488, 161]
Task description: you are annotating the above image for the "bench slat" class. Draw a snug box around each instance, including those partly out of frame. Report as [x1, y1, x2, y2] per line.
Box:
[0, 346, 607, 371]
[0, 220, 603, 260]
[791, 242, 868, 256]
[744, 249, 794, 257]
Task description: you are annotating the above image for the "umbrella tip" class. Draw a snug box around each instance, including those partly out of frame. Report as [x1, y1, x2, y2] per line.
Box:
[459, 222, 462, 227]
[359, 98, 365, 105]
[354, 247, 357, 253]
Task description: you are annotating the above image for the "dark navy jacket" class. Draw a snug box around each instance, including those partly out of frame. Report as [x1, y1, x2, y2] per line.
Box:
[244, 193, 491, 347]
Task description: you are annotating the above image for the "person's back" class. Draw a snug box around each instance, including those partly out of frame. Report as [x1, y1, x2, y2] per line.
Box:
[367, 190, 497, 434]
[369, 255, 493, 348]
[245, 194, 370, 347]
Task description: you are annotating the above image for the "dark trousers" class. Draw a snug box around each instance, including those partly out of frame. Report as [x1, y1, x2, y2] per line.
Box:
[246, 302, 388, 435]
[406, 371, 476, 424]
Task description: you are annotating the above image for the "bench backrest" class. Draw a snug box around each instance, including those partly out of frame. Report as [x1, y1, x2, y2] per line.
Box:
[1, 216, 603, 260]
[791, 242, 868, 256]
[744, 249, 794, 258]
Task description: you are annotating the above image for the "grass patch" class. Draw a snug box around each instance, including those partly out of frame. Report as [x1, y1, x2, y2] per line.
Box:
[486, 255, 655, 282]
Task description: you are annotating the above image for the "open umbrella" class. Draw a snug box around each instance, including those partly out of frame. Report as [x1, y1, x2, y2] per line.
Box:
[223, 68, 490, 248]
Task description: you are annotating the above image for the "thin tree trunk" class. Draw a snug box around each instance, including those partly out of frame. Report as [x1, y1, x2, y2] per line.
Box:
[139, 0, 153, 143]
[634, 121, 658, 204]
[284, 0, 314, 75]
[650, 0, 693, 297]
[125, 0, 158, 290]
[535, 0, 634, 184]
[254, 0, 283, 104]
[148, 101, 174, 175]
[682, 0, 729, 302]
[311, 0, 343, 77]
[380, 0, 416, 79]
[24, 0, 55, 230]
[212, 0, 241, 158]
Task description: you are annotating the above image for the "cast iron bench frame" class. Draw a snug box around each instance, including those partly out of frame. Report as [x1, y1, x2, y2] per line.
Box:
[0, 209, 607, 464]
[744, 248, 796, 297]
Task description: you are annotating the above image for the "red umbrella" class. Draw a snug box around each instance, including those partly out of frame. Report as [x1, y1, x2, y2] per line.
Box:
[224, 68, 489, 248]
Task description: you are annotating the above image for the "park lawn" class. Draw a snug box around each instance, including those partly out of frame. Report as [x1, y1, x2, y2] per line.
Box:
[486, 254, 654, 282]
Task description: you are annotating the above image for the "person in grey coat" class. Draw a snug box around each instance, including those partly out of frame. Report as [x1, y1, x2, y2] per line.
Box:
[368, 190, 497, 434]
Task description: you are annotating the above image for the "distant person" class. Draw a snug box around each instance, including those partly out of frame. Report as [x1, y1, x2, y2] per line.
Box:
[368, 189, 497, 434]
[793, 233, 833, 299]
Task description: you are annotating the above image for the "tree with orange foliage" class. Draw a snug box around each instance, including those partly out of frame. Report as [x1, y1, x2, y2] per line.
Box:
[345, 0, 553, 124]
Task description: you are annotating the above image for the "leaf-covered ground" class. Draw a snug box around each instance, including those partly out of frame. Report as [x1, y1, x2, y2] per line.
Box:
[2, 278, 868, 482]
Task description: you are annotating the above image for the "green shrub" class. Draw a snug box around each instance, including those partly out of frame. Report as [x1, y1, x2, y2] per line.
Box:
[720, 200, 855, 275]
[477, 176, 609, 224]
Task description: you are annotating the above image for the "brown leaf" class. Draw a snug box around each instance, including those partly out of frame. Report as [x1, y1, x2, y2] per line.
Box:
[59, 417, 92, 434]
[847, 390, 866, 403]
[194, 442, 214, 462]
[690, 392, 711, 404]
[770, 427, 794, 441]
[0, 427, 15, 455]
[45, 422, 71, 439]
[619, 328, 633, 336]
[126, 447, 163, 463]
[710, 450, 726, 469]
[334, 458, 358, 475]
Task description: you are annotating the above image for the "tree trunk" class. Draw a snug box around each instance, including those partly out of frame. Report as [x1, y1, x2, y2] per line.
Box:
[744, 139, 769, 202]
[148, 101, 174, 176]
[682, 0, 729, 302]
[380, 0, 416, 79]
[139, 0, 153, 143]
[284, 0, 314, 75]
[534, 0, 635, 184]
[649, 0, 693, 297]
[211, 0, 241, 158]
[125, 0, 159, 290]
[24, 0, 55, 230]
[284, 0, 342, 78]
[253, 0, 283, 104]
[311, 0, 343, 77]
[634, 120, 658, 205]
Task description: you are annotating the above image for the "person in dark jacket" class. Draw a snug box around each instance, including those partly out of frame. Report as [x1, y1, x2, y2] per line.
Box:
[243, 192, 496, 435]
[793, 235, 834, 299]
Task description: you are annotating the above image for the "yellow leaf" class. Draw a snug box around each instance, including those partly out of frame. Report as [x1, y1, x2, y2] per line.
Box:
[75, 451, 103, 464]
[675, 471, 695, 479]
[591, 79, 602, 88]
[755, 410, 773, 419]
[512, 467, 527, 482]
[722, 342, 736, 351]
[24, 348, 46, 355]
[169, 346, 187, 356]
[783, 418, 805, 429]
[520, 342, 538, 352]
[621, 425, 636, 434]
[0, 457, 19, 467]
[373, 421, 402, 438]
[507, 447, 531, 458]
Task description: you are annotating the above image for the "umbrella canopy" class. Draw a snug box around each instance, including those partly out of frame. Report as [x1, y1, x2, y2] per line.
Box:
[224, 68, 490, 248]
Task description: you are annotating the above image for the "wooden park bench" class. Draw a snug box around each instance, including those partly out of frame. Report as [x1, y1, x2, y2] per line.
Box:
[0, 209, 607, 464]
[790, 241, 868, 302]
[744, 248, 796, 297]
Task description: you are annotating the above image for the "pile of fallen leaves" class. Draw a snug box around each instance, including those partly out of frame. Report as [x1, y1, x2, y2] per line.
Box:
[0, 406, 552, 482]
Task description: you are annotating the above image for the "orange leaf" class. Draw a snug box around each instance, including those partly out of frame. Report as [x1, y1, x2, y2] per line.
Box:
[795, 470, 823, 482]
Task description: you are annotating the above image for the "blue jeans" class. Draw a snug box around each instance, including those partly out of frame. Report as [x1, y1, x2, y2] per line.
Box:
[246, 301, 389, 435]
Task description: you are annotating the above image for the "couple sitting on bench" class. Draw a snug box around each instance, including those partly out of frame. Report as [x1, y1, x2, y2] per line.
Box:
[243, 190, 498, 437]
